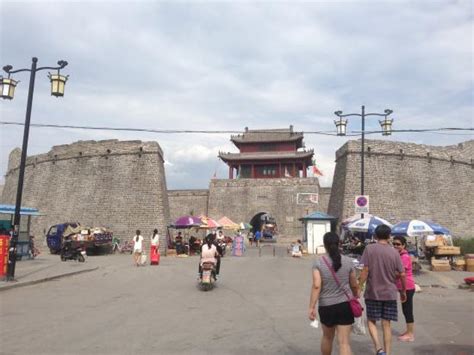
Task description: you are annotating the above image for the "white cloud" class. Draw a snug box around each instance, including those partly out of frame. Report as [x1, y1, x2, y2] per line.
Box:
[0, 1, 472, 190]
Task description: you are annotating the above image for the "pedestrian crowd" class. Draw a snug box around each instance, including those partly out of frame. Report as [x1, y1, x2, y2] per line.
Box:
[309, 224, 415, 355]
[127, 223, 416, 355]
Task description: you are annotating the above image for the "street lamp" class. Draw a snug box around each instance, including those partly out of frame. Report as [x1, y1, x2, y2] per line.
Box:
[334, 105, 394, 218]
[1, 57, 69, 281]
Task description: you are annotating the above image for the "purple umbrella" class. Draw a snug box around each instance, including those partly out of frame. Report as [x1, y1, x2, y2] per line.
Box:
[173, 215, 202, 228]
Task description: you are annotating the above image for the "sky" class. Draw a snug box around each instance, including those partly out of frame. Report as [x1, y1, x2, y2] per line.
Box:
[0, 1, 472, 190]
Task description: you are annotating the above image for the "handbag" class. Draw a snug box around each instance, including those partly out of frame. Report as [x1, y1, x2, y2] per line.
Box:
[322, 256, 363, 317]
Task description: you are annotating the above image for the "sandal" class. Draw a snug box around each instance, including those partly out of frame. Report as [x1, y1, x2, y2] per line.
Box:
[376, 349, 386, 355]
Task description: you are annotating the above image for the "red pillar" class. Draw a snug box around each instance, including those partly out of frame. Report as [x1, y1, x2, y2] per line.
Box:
[252, 164, 255, 178]
[303, 162, 307, 178]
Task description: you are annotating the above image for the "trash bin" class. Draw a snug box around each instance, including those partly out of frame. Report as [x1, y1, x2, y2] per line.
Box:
[0, 235, 9, 279]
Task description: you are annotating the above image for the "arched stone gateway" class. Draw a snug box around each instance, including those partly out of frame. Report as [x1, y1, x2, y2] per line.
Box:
[249, 212, 277, 240]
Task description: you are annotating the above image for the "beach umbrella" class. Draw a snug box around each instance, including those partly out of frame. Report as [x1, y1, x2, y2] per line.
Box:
[391, 220, 450, 237]
[173, 215, 202, 228]
[198, 215, 221, 229]
[341, 214, 373, 230]
[239, 222, 252, 230]
[347, 216, 392, 237]
[217, 216, 240, 230]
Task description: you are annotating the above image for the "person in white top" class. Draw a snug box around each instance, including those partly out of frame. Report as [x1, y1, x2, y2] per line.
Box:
[151, 229, 160, 247]
[132, 230, 144, 267]
[199, 234, 218, 279]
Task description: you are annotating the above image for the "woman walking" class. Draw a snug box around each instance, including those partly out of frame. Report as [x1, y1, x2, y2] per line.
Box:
[150, 229, 160, 265]
[393, 236, 416, 342]
[132, 229, 144, 267]
[309, 232, 359, 355]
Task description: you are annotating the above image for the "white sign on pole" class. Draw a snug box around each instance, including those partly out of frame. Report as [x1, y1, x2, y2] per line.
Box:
[355, 195, 369, 214]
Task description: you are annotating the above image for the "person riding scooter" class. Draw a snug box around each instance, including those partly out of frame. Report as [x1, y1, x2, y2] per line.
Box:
[60, 235, 85, 262]
[198, 234, 218, 280]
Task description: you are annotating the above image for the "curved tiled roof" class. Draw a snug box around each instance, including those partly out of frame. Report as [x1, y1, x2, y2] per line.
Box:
[218, 150, 314, 162]
[231, 128, 304, 144]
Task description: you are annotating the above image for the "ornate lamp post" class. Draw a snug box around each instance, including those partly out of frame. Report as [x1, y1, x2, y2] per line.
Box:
[334, 105, 394, 218]
[1, 57, 69, 280]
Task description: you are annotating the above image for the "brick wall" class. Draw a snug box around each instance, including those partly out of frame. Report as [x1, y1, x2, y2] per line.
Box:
[328, 139, 474, 237]
[168, 189, 209, 223]
[1, 140, 170, 252]
[207, 177, 324, 242]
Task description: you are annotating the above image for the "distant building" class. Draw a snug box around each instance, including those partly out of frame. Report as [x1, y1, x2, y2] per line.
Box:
[218, 125, 314, 179]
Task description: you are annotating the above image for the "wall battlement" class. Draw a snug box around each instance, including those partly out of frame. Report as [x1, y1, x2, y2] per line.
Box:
[2, 140, 170, 251]
[328, 139, 473, 237]
[6, 140, 164, 177]
[336, 140, 473, 166]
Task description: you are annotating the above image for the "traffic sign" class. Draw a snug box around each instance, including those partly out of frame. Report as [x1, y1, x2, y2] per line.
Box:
[355, 195, 369, 214]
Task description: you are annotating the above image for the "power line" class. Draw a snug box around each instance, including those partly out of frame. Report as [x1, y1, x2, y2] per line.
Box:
[0, 120, 472, 137]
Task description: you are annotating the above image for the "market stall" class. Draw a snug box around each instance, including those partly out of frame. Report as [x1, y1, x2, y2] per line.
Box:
[166, 215, 202, 256]
[392, 220, 455, 271]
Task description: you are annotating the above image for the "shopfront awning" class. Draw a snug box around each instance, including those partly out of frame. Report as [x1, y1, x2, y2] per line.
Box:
[0, 204, 43, 216]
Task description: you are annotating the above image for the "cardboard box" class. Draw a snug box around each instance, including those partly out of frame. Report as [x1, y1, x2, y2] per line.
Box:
[466, 258, 474, 267]
[431, 259, 451, 272]
[425, 235, 447, 247]
[454, 259, 466, 266]
[464, 254, 474, 266]
[434, 246, 461, 256]
[467, 265, 474, 272]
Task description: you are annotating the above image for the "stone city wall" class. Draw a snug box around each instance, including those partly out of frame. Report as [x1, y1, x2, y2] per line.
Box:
[319, 187, 332, 213]
[207, 177, 324, 243]
[167, 189, 209, 223]
[1, 140, 170, 252]
[328, 139, 474, 237]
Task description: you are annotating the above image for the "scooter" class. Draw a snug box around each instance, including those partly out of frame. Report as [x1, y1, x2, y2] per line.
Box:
[60, 240, 86, 262]
[199, 262, 216, 291]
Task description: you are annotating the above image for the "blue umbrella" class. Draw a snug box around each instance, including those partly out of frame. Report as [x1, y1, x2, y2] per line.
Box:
[391, 220, 450, 237]
[347, 216, 392, 238]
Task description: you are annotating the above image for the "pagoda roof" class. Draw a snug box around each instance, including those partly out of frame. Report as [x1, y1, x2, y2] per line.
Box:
[231, 127, 304, 145]
[218, 149, 314, 163]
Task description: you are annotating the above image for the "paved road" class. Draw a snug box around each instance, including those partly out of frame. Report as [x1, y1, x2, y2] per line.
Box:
[1, 248, 473, 354]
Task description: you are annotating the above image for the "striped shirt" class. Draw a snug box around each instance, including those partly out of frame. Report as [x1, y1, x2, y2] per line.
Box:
[312, 255, 355, 307]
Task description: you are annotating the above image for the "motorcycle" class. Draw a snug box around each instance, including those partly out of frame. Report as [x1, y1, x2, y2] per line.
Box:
[199, 261, 216, 291]
[60, 240, 86, 262]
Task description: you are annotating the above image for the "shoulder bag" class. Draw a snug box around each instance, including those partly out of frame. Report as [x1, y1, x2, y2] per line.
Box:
[322, 256, 363, 318]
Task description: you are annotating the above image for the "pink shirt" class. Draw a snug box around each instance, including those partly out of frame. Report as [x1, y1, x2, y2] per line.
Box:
[397, 250, 415, 290]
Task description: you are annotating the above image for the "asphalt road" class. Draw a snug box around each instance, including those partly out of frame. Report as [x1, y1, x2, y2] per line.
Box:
[1, 247, 473, 355]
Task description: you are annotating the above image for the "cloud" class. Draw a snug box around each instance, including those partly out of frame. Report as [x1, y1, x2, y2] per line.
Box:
[1, 1, 472, 191]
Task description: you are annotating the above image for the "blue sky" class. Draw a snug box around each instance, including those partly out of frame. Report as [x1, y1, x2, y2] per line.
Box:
[1, 1, 472, 190]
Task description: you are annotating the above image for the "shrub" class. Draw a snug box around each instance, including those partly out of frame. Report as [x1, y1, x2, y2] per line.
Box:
[453, 237, 474, 255]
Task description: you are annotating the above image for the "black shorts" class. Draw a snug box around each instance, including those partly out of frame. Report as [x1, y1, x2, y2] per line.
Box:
[319, 301, 354, 327]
